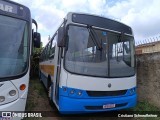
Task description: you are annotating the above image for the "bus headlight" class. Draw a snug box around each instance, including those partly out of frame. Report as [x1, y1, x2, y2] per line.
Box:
[9, 90, 17, 96]
[130, 88, 135, 95]
[0, 96, 5, 102]
[70, 90, 75, 94]
[78, 91, 82, 96]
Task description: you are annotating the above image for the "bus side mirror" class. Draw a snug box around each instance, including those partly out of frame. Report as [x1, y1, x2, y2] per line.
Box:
[34, 32, 41, 48]
[57, 27, 65, 47]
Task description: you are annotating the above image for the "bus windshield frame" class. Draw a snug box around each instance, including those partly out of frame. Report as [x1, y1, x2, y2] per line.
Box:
[0, 14, 30, 81]
[64, 24, 135, 78]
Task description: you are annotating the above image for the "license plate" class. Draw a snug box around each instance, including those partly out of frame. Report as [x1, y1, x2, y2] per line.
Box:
[103, 104, 115, 109]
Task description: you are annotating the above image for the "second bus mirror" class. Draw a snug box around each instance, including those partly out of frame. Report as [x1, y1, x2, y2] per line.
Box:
[57, 26, 65, 47]
[34, 32, 41, 48]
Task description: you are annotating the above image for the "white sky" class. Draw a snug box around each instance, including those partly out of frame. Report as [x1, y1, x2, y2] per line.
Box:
[13, 0, 160, 46]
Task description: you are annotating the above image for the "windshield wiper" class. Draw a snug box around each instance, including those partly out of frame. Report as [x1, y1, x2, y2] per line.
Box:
[87, 26, 102, 50]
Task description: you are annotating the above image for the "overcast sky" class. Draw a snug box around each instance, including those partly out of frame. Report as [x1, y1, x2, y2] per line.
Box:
[13, 0, 160, 46]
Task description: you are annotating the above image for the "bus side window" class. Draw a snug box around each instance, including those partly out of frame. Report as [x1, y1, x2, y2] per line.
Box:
[39, 54, 42, 62]
[41, 51, 44, 62]
[44, 48, 47, 60]
[42, 52, 44, 61]
[46, 42, 51, 60]
[49, 39, 56, 59]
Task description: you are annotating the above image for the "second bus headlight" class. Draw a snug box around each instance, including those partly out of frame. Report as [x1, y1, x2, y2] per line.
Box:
[77, 91, 82, 96]
[9, 90, 17, 96]
[130, 88, 135, 95]
[0, 96, 5, 102]
[70, 90, 75, 94]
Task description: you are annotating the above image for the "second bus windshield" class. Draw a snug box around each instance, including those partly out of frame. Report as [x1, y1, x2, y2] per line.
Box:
[65, 25, 135, 77]
[0, 15, 28, 79]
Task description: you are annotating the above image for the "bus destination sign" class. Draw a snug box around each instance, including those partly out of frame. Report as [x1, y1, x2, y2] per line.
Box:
[0, 0, 17, 14]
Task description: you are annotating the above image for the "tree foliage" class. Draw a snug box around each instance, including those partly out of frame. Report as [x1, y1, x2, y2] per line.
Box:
[30, 42, 43, 78]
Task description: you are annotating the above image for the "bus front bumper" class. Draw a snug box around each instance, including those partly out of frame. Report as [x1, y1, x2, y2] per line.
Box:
[59, 94, 137, 114]
[0, 98, 27, 111]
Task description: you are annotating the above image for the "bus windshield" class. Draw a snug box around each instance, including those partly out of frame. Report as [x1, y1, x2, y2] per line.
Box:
[0, 15, 28, 78]
[65, 25, 135, 77]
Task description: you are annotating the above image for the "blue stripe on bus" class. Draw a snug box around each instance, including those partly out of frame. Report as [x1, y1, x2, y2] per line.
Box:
[58, 87, 137, 114]
[59, 93, 137, 114]
[59, 86, 136, 99]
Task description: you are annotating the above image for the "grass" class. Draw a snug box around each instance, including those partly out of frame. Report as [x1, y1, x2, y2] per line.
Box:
[25, 77, 48, 111]
[24, 77, 54, 120]
[129, 101, 160, 120]
[132, 101, 159, 111]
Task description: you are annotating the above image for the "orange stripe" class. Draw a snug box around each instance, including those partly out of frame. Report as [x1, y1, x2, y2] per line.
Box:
[40, 65, 54, 76]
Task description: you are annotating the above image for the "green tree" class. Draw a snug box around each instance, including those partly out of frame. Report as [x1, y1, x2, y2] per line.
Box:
[30, 42, 43, 78]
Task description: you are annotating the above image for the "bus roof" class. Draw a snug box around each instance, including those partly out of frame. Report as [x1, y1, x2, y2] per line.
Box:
[66, 12, 133, 35]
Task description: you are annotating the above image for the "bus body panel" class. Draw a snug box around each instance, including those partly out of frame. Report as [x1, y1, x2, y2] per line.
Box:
[0, 98, 26, 120]
[11, 71, 30, 99]
[59, 93, 137, 113]
[39, 43, 68, 108]
[40, 61, 53, 88]
[39, 43, 59, 89]
[0, 96, 27, 111]
[65, 73, 136, 91]
[58, 68, 137, 113]
[59, 61, 68, 89]
[0, 71, 29, 111]
[0, 81, 19, 105]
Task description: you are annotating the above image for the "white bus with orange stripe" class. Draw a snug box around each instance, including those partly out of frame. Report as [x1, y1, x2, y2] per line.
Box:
[39, 12, 137, 114]
[0, 0, 40, 117]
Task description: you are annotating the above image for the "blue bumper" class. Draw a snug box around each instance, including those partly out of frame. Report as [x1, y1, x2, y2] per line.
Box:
[59, 94, 137, 114]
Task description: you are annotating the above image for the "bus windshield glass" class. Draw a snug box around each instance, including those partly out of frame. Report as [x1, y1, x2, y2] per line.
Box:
[0, 15, 28, 78]
[65, 25, 135, 77]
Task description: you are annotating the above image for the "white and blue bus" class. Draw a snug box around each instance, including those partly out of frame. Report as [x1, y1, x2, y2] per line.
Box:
[0, 0, 40, 113]
[39, 12, 136, 113]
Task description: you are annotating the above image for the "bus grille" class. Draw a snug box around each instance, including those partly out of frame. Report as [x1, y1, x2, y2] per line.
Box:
[86, 90, 127, 97]
[85, 103, 128, 110]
